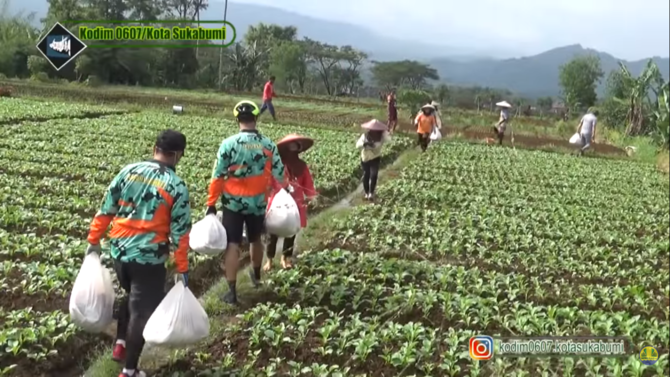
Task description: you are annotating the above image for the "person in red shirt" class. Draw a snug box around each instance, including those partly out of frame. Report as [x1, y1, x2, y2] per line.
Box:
[387, 90, 398, 134]
[265, 134, 316, 270]
[260, 76, 277, 121]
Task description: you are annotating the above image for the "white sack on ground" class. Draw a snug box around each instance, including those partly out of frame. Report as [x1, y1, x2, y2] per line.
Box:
[569, 133, 582, 145]
[69, 252, 115, 333]
[189, 214, 227, 255]
[265, 189, 301, 238]
[143, 281, 209, 347]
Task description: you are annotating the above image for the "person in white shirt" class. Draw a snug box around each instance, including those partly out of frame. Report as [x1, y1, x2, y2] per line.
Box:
[356, 119, 391, 201]
[575, 109, 598, 156]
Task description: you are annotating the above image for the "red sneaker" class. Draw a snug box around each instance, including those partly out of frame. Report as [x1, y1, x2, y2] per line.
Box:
[112, 343, 126, 362]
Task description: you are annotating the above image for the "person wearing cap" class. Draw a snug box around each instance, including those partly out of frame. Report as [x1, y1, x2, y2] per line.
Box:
[575, 108, 599, 156]
[260, 76, 277, 121]
[264, 134, 317, 270]
[387, 90, 398, 134]
[206, 100, 284, 304]
[86, 129, 191, 377]
[356, 119, 391, 200]
[414, 104, 437, 152]
[493, 101, 512, 145]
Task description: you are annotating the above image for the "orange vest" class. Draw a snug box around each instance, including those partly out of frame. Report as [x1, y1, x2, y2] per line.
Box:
[417, 114, 435, 134]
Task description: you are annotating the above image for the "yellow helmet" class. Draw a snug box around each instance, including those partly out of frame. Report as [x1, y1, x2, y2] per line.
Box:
[233, 100, 260, 118]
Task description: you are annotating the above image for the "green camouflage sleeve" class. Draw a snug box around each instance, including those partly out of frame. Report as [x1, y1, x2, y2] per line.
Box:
[211, 141, 231, 179]
[88, 170, 125, 244]
[207, 141, 232, 207]
[170, 180, 191, 273]
[98, 171, 124, 216]
[270, 142, 285, 182]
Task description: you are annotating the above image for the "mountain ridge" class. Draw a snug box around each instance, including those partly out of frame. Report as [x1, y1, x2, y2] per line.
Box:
[9, 1, 669, 97]
[430, 44, 669, 97]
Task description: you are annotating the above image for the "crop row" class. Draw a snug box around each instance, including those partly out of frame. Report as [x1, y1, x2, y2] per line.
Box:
[159, 139, 669, 376]
[0, 109, 413, 373]
[157, 252, 668, 377]
[318, 144, 668, 290]
[0, 98, 124, 124]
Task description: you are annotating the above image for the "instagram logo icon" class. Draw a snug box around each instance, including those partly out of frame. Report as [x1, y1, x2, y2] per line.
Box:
[469, 336, 494, 360]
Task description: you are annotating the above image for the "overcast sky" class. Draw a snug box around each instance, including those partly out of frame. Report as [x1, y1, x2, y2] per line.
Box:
[234, 0, 669, 60]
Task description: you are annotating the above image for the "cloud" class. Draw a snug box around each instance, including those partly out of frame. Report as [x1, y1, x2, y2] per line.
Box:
[232, 0, 669, 59]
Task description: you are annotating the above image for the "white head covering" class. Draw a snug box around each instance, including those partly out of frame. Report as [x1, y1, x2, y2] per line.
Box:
[496, 101, 512, 108]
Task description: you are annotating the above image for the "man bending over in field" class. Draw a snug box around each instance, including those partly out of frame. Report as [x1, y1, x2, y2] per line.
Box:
[575, 109, 598, 156]
[206, 100, 284, 304]
[87, 130, 191, 377]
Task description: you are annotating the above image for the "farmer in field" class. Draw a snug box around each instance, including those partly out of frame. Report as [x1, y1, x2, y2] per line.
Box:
[265, 134, 317, 270]
[356, 119, 390, 200]
[493, 101, 512, 145]
[387, 90, 399, 134]
[259, 76, 277, 121]
[575, 109, 598, 156]
[86, 129, 191, 377]
[414, 104, 438, 152]
[206, 100, 284, 304]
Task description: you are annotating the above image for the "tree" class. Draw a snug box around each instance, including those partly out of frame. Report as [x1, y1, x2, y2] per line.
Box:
[397, 89, 431, 119]
[335, 45, 366, 95]
[558, 55, 604, 112]
[434, 84, 449, 106]
[244, 23, 297, 50]
[269, 40, 308, 93]
[370, 60, 439, 90]
[0, 0, 39, 78]
[304, 38, 342, 95]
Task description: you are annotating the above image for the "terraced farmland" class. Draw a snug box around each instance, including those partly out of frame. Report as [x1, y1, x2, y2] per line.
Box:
[158, 143, 670, 376]
[0, 98, 410, 376]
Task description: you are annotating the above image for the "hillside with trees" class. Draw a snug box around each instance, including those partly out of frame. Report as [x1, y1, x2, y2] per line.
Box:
[0, 0, 668, 148]
[5, 0, 668, 98]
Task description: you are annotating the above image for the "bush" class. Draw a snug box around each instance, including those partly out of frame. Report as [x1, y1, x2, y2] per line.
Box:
[30, 72, 50, 82]
[556, 120, 573, 137]
[85, 75, 102, 87]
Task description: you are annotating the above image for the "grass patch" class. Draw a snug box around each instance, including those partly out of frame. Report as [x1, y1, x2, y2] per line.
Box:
[658, 151, 669, 174]
[298, 148, 420, 252]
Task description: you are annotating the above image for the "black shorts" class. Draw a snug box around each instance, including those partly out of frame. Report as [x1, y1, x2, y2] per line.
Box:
[221, 207, 265, 244]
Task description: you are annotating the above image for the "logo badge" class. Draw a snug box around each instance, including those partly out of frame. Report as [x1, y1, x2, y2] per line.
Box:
[36, 22, 87, 71]
[639, 345, 659, 365]
[469, 336, 494, 360]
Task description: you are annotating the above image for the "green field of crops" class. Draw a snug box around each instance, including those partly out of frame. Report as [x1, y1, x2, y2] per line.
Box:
[0, 98, 410, 376]
[1, 96, 669, 377]
[157, 144, 670, 376]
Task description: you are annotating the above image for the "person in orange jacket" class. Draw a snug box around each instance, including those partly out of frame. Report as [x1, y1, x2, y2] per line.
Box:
[265, 134, 317, 270]
[414, 104, 438, 152]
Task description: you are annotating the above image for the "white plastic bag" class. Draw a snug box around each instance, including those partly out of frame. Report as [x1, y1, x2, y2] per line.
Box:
[265, 189, 301, 238]
[143, 281, 209, 347]
[69, 252, 114, 333]
[189, 214, 227, 255]
[569, 133, 582, 145]
[430, 127, 442, 141]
